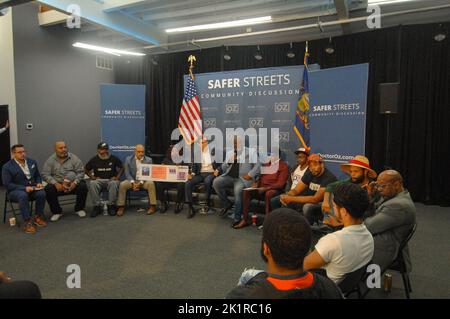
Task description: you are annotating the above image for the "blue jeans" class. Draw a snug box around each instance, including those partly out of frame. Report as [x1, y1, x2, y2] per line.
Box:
[212, 175, 253, 222]
[185, 173, 215, 205]
[8, 189, 46, 221]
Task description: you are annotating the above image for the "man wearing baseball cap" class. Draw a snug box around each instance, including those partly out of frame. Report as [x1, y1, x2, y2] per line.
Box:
[271, 153, 337, 225]
[322, 155, 377, 228]
[85, 142, 123, 217]
[288, 148, 310, 191]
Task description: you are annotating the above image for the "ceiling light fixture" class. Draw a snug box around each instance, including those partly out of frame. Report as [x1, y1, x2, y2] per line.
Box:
[166, 16, 272, 33]
[72, 42, 146, 56]
[254, 45, 263, 61]
[325, 37, 335, 54]
[223, 46, 232, 61]
[434, 24, 447, 42]
[287, 42, 295, 58]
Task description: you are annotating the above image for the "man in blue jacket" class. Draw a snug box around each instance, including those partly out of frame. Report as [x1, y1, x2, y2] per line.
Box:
[2, 144, 47, 234]
[212, 136, 260, 227]
[116, 144, 157, 216]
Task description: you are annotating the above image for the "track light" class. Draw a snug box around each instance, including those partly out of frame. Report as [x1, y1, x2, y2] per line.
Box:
[325, 37, 335, 55]
[287, 43, 295, 58]
[150, 56, 158, 66]
[434, 24, 447, 42]
[254, 46, 263, 61]
[223, 46, 232, 61]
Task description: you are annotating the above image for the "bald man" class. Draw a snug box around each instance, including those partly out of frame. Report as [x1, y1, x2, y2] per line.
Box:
[364, 170, 416, 272]
[42, 141, 88, 222]
[116, 144, 157, 216]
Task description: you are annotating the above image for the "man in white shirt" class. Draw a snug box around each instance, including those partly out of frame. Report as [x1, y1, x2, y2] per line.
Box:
[303, 182, 374, 283]
[185, 138, 220, 219]
[289, 147, 309, 190]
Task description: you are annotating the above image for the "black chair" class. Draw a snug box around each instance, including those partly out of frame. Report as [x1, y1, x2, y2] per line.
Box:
[338, 262, 372, 298]
[3, 191, 35, 227]
[126, 189, 148, 207]
[386, 223, 417, 299]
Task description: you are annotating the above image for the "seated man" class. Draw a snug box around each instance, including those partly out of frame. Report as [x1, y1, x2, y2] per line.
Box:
[1, 144, 47, 234]
[185, 138, 220, 219]
[42, 141, 88, 222]
[271, 154, 337, 225]
[287, 147, 309, 191]
[364, 170, 416, 272]
[226, 208, 342, 299]
[212, 136, 260, 227]
[234, 152, 289, 229]
[0, 271, 41, 299]
[116, 144, 157, 216]
[85, 142, 123, 217]
[320, 155, 377, 229]
[156, 144, 185, 214]
[303, 183, 374, 284]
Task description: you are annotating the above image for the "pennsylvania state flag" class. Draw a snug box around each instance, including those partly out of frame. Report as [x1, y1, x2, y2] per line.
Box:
[294, 43, 310, 150]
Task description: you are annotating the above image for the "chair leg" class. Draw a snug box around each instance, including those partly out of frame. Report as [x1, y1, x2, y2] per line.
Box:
[401, 272, 411, 299]
[406, 274, 412, 293]
[3, 195, 7, 224]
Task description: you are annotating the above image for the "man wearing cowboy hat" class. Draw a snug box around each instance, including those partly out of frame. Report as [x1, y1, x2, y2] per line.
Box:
[322, 155, 377, 228]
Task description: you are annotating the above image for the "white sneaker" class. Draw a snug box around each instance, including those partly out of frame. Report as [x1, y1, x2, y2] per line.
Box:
[76, 210, 86, 218]
[50, 214, 62, 222]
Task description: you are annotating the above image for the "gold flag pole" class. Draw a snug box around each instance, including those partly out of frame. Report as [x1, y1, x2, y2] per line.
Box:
[188, 55, 196, 80]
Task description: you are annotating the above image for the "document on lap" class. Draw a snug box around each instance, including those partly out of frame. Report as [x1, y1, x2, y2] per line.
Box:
[136, 164, 189, 182]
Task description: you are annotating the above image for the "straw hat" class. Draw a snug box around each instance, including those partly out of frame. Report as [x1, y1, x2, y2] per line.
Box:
[340, 155, 377, 179]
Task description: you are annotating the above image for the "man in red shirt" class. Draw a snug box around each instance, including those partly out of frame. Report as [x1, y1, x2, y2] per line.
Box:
[233, 152, 289, 229]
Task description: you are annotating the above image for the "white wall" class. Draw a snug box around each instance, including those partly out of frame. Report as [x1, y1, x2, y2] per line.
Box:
[0, 8, 18, 145]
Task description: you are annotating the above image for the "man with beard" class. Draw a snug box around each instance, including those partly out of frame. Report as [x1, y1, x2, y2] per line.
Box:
[226, 208, 342, 299]
[303, 183, 374, 284]
[42, 141, 88, 222]
[270, 154, 337, 225]
[85, 142, 123, 217]
[287, 147, 309, 190]
[321, 155, 377, 228]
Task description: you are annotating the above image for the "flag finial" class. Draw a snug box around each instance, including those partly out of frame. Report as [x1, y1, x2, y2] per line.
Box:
[188, 55, 196, 80]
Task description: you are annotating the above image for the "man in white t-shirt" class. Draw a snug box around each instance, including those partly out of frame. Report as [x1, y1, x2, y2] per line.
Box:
[303, 182, 374, 283]
[289, 147, 309, 190]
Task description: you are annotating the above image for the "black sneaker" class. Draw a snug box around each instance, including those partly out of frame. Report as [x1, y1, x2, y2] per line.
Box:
[108, 205, 117, 216]
[174, 203, 183, 214]
[90, 206, 101, 218]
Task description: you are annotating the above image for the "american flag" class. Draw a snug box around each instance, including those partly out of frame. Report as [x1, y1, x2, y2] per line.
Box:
[178, 76, 202, 144]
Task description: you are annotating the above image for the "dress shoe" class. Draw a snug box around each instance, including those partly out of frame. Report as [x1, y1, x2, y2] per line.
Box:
[160, 201, 169, 213]
[231, 220, 241, 228]
[233, 219, 248, 229]
[147, 205, 157, 215]
[187, 207, 196, 219]
[116, 206, 125, 217]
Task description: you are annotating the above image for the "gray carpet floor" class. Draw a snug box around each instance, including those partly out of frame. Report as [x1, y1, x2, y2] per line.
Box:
[0, 188, 449, 299]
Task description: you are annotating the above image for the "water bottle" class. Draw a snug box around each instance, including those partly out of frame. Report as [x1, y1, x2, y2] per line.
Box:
[103, 202, 108, 215]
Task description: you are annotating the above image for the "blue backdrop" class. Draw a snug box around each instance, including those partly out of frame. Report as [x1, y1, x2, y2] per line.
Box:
[188, 64, 368, 178]
[188, 65, 320, 166]
[309, 64, 369, 179]
[100, 84, 146, 162]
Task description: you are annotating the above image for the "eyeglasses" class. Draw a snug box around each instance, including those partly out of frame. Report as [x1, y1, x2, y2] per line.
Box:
[375, 183, 389, 190]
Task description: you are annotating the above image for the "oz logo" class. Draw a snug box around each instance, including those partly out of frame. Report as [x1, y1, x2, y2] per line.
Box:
[203, 118, 216, 128]
[275, 102, 290, 113]
[225, 104, 240, 114]
[249, 118, 264, 128]
[278, 132, 290, 142]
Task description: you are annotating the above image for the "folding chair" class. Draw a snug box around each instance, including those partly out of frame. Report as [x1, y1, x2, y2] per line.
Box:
[338, 262, 372, 299]
[3, 191, 35, 227]
[386, 223, 417, 299]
